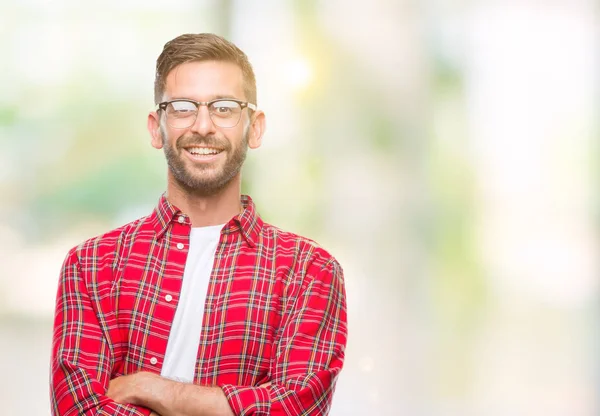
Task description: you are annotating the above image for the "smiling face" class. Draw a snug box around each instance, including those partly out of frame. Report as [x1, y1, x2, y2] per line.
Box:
[148, 60, 264, 196]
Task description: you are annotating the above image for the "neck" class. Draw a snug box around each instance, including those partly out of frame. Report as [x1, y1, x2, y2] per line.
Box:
[165, 173, 243, 227]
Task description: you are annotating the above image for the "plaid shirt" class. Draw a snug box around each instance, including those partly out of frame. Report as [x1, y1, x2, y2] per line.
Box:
[50, 195, 347, 416]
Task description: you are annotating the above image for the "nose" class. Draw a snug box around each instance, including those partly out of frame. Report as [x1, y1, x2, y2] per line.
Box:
[190, 105, 216, 136]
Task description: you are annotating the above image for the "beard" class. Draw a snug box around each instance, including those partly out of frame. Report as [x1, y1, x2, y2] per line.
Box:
[162, 126, 249, 197]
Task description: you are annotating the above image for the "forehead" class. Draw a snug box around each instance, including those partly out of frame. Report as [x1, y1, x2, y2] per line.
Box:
[163, 60, 245, 101]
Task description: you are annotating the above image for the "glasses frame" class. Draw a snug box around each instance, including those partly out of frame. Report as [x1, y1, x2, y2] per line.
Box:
[157, 98, 257, 129]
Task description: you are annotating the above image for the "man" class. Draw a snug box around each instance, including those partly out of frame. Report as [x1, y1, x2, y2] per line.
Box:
[50, 33, 347, 416]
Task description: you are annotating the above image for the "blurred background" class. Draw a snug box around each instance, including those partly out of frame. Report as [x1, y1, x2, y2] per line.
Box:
[0, 0, 598, 415]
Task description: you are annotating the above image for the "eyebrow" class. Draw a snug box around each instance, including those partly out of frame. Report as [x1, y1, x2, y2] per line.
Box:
[167, 95, 241, 102]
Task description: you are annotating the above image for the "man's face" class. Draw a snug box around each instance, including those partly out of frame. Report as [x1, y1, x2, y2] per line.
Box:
[152, 60, 256, 196]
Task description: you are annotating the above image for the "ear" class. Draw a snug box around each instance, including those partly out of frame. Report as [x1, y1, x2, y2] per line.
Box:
[148, 111, 163, 149]
[247, 110, 266, 149]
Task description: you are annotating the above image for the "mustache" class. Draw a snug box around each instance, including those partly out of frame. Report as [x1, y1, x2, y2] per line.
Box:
[176, 134, 229, 150]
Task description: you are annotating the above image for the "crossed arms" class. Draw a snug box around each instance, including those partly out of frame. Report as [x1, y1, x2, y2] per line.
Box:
[50, 248, 347, 416]
[106, 371, 234, 416]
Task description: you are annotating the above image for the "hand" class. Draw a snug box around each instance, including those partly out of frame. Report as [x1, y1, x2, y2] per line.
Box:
[106, 371, 158, 406]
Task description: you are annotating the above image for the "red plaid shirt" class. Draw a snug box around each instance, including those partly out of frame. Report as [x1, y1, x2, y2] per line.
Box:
[50, 195, 347, 416]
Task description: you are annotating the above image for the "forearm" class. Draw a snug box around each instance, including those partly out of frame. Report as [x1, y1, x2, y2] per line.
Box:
[51, 251, 152, 416]
[130, 373, 234, 416]
[51, 366, 152, 416]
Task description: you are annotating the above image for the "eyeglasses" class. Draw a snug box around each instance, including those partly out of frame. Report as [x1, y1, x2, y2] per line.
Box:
[158, 98, 257, 129]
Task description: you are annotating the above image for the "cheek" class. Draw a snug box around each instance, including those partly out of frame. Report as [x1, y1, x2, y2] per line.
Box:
[160, 123, 175, 144]
[232, 123, 250, 145]
[161, 126, 185, 149]
[242, 121, 250, 138]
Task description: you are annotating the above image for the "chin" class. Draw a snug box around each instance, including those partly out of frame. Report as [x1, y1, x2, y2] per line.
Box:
[181, 174, 236, 196]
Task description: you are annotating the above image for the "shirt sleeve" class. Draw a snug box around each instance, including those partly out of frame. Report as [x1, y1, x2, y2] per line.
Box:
[50, 248, 152, 416]
[221, 257, 348, 416]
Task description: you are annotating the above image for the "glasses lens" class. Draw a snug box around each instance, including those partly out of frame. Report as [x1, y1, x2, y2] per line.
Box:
[209, 100, 242, 128]
[166, 101, 198, 128]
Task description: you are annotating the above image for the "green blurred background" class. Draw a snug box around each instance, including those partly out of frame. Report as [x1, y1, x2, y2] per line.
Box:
[0, 1, 598, 415]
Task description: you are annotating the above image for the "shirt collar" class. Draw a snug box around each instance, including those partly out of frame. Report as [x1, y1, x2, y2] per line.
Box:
[151, 193, 262, 247]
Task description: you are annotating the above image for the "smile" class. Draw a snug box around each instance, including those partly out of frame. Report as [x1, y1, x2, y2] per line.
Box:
[183, 146, 224, 163]
[185, 146, 222, 156]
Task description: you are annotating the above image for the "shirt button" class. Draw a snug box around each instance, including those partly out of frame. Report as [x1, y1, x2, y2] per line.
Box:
[165, 294, 173, 302]
[178, 216, 185, 224]
[176, 242, 184, 250]
[150, 357, 158, 365]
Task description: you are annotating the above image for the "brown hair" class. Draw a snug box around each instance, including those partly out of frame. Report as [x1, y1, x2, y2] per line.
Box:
[154, 33, 257, 105]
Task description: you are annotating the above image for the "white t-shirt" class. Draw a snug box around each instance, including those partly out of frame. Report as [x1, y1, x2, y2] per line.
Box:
[160, 224, 224, 383]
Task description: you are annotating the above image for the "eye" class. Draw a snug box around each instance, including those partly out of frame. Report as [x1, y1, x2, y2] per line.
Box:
[210, 100, 239, 117]
[168, 101, 197, 116]
[215, 106, 231, 114]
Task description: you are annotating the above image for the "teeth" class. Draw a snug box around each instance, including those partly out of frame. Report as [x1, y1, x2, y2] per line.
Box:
[188, 147, 219, 155]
